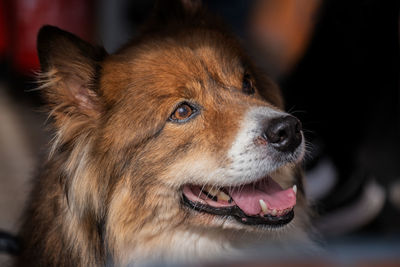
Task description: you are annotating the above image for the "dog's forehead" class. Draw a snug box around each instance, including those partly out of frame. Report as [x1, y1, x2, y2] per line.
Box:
[101, 33, 246, 103]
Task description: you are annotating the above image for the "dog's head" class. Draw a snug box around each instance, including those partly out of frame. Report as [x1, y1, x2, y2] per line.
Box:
[37, 0, 308, 258]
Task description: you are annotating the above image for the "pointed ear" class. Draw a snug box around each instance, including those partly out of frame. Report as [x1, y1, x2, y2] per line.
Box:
[37, 25, 107, 125]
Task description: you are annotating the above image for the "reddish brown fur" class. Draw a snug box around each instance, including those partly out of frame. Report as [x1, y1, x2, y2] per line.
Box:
[18, 2, 310, 266]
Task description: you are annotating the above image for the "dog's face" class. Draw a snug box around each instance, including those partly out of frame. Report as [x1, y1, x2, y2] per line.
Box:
[37, 1, 308, 259]
[98, 30, 305, 232]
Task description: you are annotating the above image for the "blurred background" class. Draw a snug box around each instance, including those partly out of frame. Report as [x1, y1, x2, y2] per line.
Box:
[0, 0, 399, 265]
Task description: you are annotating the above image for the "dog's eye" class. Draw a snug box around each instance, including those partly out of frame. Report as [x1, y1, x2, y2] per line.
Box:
[169, 103, 195, 122]
[242, 74, 255, 95]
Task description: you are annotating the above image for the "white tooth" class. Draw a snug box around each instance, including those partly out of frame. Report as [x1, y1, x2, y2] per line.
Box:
[259, 199, 268, 213]
[293, 185, 297, 195]
[218, 191, 231, 202]
[271, 209, 277, 216]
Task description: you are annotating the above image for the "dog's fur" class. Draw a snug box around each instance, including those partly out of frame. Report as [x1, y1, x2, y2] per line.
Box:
[18, 1, 311, 266]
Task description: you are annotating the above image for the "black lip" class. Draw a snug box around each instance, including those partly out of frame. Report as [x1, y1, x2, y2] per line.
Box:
[182, 194, 294, 226]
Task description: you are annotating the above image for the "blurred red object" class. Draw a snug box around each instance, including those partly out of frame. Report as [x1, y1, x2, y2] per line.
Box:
[11, 0, 94, 75]
[0, 0, 7, 58]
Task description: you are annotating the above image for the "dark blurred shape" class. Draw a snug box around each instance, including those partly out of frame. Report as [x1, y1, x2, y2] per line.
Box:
[0, 231, 20, 255]
[280, 0, 400, 233]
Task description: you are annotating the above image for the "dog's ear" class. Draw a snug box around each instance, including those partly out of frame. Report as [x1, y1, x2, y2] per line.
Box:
[37, 25, 107, 125]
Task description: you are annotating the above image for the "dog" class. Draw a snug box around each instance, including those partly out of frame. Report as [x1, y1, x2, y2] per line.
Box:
[18, 1, 311, 266]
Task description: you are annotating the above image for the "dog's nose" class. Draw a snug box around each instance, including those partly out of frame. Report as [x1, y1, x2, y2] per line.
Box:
[263, 116, 302, 152]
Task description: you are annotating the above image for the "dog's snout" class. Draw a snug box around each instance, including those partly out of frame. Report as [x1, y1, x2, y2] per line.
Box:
[262, 116, 302, 152]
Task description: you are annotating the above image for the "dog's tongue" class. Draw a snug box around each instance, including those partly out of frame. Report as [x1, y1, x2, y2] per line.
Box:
[228, 177, 296, 216]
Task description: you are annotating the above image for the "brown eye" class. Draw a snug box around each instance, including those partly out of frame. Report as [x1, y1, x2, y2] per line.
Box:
[169, 103, 196, 122]
[242, 74, 255, 95]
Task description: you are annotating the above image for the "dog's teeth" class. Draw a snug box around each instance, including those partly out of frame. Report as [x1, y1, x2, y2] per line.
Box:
[293, 185, 297, 195]
[259, 199, 268, 213]
[271, 209, 277, 216]
[205, 186, 219, 197]
[204, 186, 232, 202]
[218, 191, 231, 202]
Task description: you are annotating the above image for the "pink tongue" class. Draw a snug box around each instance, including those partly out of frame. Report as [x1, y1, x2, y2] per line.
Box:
[228, 177, 296, 216]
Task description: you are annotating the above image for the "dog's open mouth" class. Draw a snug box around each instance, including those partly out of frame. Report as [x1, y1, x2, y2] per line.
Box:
[182, 176, 297, 226]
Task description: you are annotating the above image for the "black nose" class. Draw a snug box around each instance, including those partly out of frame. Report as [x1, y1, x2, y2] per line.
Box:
[263, 116, 302, 152]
